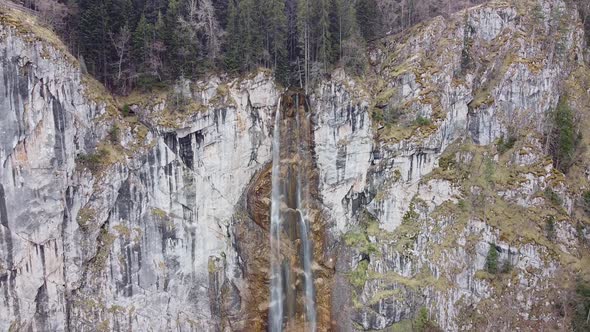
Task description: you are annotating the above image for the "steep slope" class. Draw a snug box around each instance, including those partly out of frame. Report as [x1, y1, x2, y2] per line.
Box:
[320, 0, 590, 330]
[0, 0, 589, 331]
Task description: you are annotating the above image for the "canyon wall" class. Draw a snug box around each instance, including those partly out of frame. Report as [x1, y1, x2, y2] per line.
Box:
[1, 0, 590, 331]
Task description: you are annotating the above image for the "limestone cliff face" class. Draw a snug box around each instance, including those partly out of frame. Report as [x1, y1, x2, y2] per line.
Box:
[321, 0, 590, 330]
[1, 0, 590, 331]
[0, 9, 279, 329]
[0, 17, 113, 331]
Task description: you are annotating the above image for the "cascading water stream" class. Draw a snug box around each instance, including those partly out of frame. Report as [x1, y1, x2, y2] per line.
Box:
[269, 93, 316, 332]
[297, 209, 316, 332]
[269, 98, 283, 332]
[296, 106, 316, 332]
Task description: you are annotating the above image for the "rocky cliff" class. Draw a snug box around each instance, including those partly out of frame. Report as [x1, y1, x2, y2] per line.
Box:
[1, 0, 590, 331]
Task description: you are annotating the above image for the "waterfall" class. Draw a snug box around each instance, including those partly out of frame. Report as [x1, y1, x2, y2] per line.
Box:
[296, 104, 316, 332]
[269, 93, 316, 332]
[269, 97, 283, 332]
[297, 209, 316, 332]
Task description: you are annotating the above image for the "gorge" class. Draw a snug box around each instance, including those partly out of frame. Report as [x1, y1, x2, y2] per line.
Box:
[1, 0, 590, 331]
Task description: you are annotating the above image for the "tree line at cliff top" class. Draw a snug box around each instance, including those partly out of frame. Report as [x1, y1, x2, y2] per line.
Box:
[25, 0, 384, 93]
[11, 0, 588, 95]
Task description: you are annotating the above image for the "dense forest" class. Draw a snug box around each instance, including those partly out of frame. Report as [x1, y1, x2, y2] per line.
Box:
[10, 0, 590, 94]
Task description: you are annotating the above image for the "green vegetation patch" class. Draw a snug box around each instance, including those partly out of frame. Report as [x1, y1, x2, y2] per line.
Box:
[77, 143, 124, 175]
[90, 228, 117, 272]
[77, 207, 95, 229]
[547, 96, 581, 174]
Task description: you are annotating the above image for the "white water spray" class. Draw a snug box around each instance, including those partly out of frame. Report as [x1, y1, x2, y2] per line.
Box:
[296, 106, 316, 332]
[269, 94, 316, 332]
[269, 97, 283, 332]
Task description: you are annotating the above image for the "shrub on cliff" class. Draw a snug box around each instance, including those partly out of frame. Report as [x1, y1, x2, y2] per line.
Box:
[572, 280, 590, 332]
[414, 307, 442, 332]
[77, 146, 114, 174]
[581, 191, 590, 215]
[547, 96, 581, 173]
[485, 243, 499, 274]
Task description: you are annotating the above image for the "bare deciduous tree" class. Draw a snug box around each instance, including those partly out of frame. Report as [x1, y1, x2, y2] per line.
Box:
[179, 0, 222, 60]
[110, 25, 131, 84]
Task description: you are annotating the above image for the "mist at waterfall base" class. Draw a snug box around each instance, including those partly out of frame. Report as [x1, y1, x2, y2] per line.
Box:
[268, 94, 317, 332]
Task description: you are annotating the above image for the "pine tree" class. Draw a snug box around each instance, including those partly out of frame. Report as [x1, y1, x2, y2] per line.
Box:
[224, 0, 242, 72]
[485, 243, 499, 274]
[163, 0, 181, 77]
[78, 0, 112, 83]
[238, 0, 262, 71]
[297, 0, 311, 93]
[264, 0, 288, 82]
[110, 0, 132, 33]
[549, 96, 579, 173]
[355, 0, 380, 40]
[133, 15, 152, 64]
[67, 0, 384, 90]
[316, 0, 331, 69]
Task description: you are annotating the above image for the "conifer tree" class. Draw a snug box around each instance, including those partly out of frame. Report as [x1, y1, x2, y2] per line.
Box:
[316, 0, 331, 69]
[238, 0, 262, 71]
[133, 14, 152, 67]
[78, 0, 110, 78]
[224, 0, 242, 72]
[264, 0, 288, 82]
[356, 0, 380, 40]
[297, 0, 311, 92]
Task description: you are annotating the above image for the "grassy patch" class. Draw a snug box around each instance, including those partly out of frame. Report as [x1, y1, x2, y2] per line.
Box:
[113, 224, 131, 238]
[90, 228, 117, 272]
[151, 208, 168, 219]
[77, 144, 124, 175]
[496, 135, 517, 154]
[582, 191, 590, 214]
[415, 115, 431, 127]
[544, 187, 563, 207]
[0, 7, 75, 63]
[349, 260, 369, 288]
[81, 75, 117, 113]
[77, 207, 95, 230]
[572, 280, 590, 331]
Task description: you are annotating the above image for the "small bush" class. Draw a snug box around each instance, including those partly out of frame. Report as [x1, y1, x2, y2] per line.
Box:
[572, 280, 590, 332]
[457, 200, 467, 211]
[384, 107, 403, 124]
[402, 203, 419, 223]
[77, 148, 110, 173]
[544, 187, 563, 207]
[414, 307, 429, 331]
[109, 125, 120, 144]
[497, 135, 517, 154]
[136, 74, 166, 91]
[582, 191, 590, 214]
[485, 243, 499, 274]
[546, 216, 556, 241]
[438, 154, 456, 170]
[349, 259, 369, 288]
[415, 115, 431, 127]
[500, 259, 513, 274]
[121, 104, 131, 116]
[413, 307, 442, 332]
[372, 109, 384, 123]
